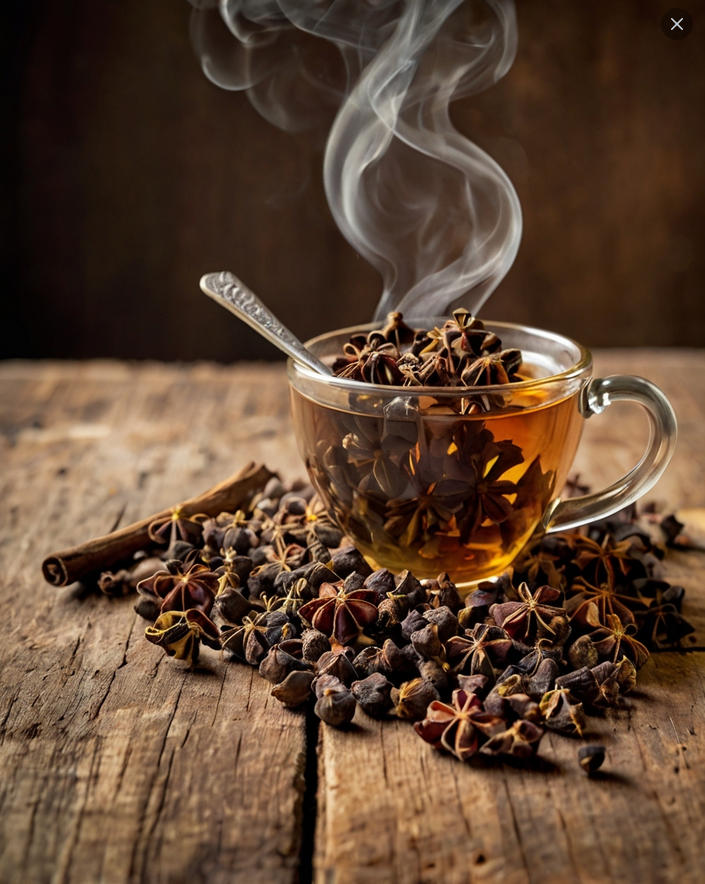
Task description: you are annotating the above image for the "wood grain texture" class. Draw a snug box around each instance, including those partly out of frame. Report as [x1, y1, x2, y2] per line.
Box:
[0, 361, 308, 884]
[0, 353, 703, 884]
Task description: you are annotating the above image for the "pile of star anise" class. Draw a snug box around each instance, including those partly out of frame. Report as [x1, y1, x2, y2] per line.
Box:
[100, 478, 696, 769]
[332, 310, 523, 387]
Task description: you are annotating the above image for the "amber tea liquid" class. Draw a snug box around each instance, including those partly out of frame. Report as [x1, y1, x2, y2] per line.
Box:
[291, 386, 583, 585]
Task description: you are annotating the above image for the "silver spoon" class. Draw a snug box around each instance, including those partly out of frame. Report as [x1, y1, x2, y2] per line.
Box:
[200, 271, 332, 376]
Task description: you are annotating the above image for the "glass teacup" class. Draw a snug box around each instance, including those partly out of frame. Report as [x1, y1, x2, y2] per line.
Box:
[288, 320, 677, 585]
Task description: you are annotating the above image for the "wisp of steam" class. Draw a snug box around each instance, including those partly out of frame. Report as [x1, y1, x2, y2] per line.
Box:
[189, 0, 522, 320]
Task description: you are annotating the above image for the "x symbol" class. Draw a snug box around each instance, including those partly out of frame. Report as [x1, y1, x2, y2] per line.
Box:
[671, 17, 684, 29]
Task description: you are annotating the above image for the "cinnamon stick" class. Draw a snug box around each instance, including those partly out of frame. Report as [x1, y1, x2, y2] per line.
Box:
[41, 462, 275, 587]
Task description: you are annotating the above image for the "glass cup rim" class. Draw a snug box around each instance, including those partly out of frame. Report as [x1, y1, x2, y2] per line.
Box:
[291, 318, 592, 396]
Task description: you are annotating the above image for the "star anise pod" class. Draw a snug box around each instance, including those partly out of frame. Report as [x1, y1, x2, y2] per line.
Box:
[148, 505, 207, 547]
[137, 561, 219, 616]
[298, 582, 379, 645]
[378, 311, 416, 349]
[491, 583, 564, 642]
[460, 349, 522, 386]
[635, 598, 695, 650]
[587, 614, 650, 668]
[445, 624, 513, 682]
[221, 611, 274, 664]
[383, 453, 471, 547]
[145, 609, 220, 666]
[447, 425, 524, 541]
[479, 719, 544, 759]
[565, 577, 639, 630]
[333, 335, 403, 385]
[342, 431, 408, 498]
[569, 535, 640, 587]
[414, 689, 505, 761]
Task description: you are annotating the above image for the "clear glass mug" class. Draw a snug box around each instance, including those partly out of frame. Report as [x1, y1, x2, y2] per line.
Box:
[288, 321, 677, 585]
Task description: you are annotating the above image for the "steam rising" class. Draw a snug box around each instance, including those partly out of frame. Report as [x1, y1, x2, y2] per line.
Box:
[190, 0, 522, 319]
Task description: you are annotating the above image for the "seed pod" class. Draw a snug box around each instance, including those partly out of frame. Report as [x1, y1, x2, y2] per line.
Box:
[456, 673, 490, 699]
[259, 646, 311, 685]
[331, 547, 373, 578]
[395, 570, 427, 608]
[418, 659, 448, 693]
[555, 667, 601, 705]
[423, 606, 459, 642]
[569, 635, 599, 669]
[578, 744, 606, 775]
[351, 673, 394, 718]
[316, 649, 358, 686]
[364, 568, 396, 596]
[400, 609, 427, 642]
[411, 623, 443, 659]
[523, 658, 560, 700]
[315, 683, 357, 727]
[271, 670, 315, 708]
[540, 689, 585, 737]
[301, 629, 331, 663]
[393, 678, 440, 722]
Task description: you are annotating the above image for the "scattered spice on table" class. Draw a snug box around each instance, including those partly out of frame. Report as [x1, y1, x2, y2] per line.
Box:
[83, 471, 699, 771]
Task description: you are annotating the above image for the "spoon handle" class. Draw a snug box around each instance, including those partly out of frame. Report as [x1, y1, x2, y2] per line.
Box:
[200, 271, 332, 376]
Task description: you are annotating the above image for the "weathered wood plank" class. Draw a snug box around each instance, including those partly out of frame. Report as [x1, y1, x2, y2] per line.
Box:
[0, 361, 307, 884]
[315, 651, 705, 884]
[314, 349, 705, 884]
[1, 354, 704, 884]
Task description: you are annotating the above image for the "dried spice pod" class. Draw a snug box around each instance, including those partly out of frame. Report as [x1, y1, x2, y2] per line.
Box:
[259, 645, 312, 685]
[414, 689, 505, 761]
[299, 581, 379, 645]
[555, 667, 601, 705]
[145, 608, 220, 666]
[301, 629, 331, 663]
[418, 659, 449, 694]
[271, 670, 316, 708]
[99, 556, 164, 598]
[522, 658, 560, 701]
[393, 678, 440, 722]
[540, 689, 586, 737]
[480, 719, 544, 759]
[351, 673, 394, 718]
[568, 634, 599, 669]
[221, 612, 272, 664]
[315, 681, 357, 727]
[423, 606, 459, 642]
[137, 561, 219, 616]
[491, 583, 565, 642]
[316, 648, 358, 687]
[578, 744, 606, 775]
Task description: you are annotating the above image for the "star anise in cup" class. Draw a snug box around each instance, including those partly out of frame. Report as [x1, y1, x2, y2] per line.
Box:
[298, 581, 379, 646]
[148, 505, 207, 547]
[414, 689, 505, 761]
[444, 424, 524, 541]
[383, 453, 472, 547]
[145, 608, 220, 666]
[137, 560, 219, 616]
[490, 583, 565, 642]
[333, 333, 403, 385]
[460, 349, 522, 387]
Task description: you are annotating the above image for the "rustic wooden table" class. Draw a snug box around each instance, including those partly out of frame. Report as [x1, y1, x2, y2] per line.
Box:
[1, 353, 704, 884]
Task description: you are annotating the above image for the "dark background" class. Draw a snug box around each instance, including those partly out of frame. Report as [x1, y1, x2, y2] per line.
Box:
[2, 0, 704, 362]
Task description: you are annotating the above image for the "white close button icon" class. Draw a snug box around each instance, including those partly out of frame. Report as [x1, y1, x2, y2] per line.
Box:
[671, 17, 684, 29]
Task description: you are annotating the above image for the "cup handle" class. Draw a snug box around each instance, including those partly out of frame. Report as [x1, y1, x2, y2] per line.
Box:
[542, 375, 678, 534]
